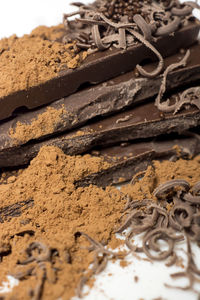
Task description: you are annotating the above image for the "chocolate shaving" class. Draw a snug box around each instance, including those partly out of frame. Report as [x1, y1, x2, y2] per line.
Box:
[155, 49, 190, 112]
[127, 28, 164, 78]
[153, 179, 190, 198]
[191, 181, 200, 194]
[11, 241, 55, 299]
[171, 6, 193, 16]
[133, 14, 152, 41]
[165, 251, 178, 267]
[155, 16, 181, 36]
[166, 235, 200, 292]
[63, 0, 198, 79]
[91, 24, 111, 50]
[119, 178, 200, 293]
[174, 86, 200, 114]
[75, 231, 122, 297]
[143, 228, 183, 261]
[169, 204, 193, 230]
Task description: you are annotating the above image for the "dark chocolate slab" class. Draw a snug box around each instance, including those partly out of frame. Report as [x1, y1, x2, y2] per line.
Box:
[1, 43, 200, 150]
[0, 97, 199, 169]
[75, 133, 200, 187]
[0, 21, 199, 121]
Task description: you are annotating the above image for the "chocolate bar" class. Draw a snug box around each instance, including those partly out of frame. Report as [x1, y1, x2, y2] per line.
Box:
[75, 133, 200, 187]
[0, 21, 199, 121]
[1, 43, 200, 150]
[0, 92, 199, 168]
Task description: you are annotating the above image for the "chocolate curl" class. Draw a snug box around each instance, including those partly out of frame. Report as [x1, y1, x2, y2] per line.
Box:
[155, 49, 190, 113]
[174, 86, 200, 114]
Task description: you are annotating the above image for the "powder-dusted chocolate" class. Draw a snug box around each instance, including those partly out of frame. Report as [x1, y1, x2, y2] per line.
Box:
[3, 43, 200, 147]
[0, 91, 199, 169]
[0, 145, 200, 299]
[75, 132, 200, 187]
[0, 27, 87, 99]
[0, 21, 199, 121]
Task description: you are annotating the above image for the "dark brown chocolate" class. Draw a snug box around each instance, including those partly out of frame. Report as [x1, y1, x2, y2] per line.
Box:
[0, 90, 199, 168]
[0, 21, 199, 121]
[1, 43, 200, 150]
[75, 133, 200, 187]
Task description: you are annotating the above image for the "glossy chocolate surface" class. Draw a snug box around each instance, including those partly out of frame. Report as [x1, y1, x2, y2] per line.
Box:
[1, 43, 200, 151]
[0, 21, 199, 121]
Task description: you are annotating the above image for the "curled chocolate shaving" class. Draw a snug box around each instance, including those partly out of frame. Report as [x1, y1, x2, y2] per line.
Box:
[76, 276, 88, 298]
[171, 6, 193, 16]
[12, 241, 56, 300]
[125, 231, 143, 253]
[148, 205, 169, 228]
[118, 28, 126, 49]
[11, 266, 35, 280]
[116, 210, 145, 233]
[184, 193, 200, 204]
[155, 16, 181, 36]
[165, 251, 178, 267]
[191, 181, 200, 194]
[155, 50, 190, 112]
[26, 242, 51, 263]
[127, 28, 164, 78]
[91, 24, 111, 50]
[65, 0, 198, 57]
[166, 235, 200, 291]
[189, 224, 200, 242]
[174, 86, 200, 114]
[169, 204, 193, 230]
[153, 179, 190, 198]
[120, 178, 200, 292]
[75, 231, 123, 297]
[133, 14, 152, 41]
[143, 228, 183, 261]
[31, 265, 46, 300]
[184, 1, 200, 9]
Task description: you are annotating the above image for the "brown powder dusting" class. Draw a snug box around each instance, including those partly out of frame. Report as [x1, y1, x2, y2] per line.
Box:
[0, 146, 125, 300]
[0, 26, 87, 99]
[30, 24, 66, 41]
[121, 156, 200, 200]
[9, 105, 68, 144]
[120, 260, 130, 268]
[0, 147, 200, 299]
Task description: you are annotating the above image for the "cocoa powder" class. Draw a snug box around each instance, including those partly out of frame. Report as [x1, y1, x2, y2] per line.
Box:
[0, 25, 87, 99]
[0, 147, 199, 299]
[0, 146, 125, 300]
[121, 156, 200, 201]
[9, 105, 69, 144]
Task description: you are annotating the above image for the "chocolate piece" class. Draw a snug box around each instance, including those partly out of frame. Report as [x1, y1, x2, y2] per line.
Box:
[75, 133, 200, 187]
[0, 199, 34, 223]
[2, 43, 200, 149]
[0, 92, 199, 168]
[0, 22, 199, 121]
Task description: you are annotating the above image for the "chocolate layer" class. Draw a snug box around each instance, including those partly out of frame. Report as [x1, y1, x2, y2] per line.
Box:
[1, 43, 200, 150]
[75, 133, 200, 187]
[0, 95, 199, 169]
[0, 21, 199, 121]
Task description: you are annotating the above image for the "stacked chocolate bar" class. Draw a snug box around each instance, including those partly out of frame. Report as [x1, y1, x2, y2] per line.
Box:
[0, 0, 200, 186]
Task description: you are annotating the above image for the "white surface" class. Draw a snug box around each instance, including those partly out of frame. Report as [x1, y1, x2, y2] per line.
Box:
[0, 1, 200, 300]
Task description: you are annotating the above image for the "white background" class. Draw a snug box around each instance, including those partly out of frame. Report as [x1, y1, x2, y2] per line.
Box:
[0, 1, 200, 300]
[0, 0, 199, 39]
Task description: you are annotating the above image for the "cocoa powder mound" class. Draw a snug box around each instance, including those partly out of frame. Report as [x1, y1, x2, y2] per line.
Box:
[0, 147, 200, 299]
[30, 24, 67, 41]
[0, 146, 125, 300]
[0, 25, 87, 99]
[121, 156, 200, 201]
[9, 105, 69, 144]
